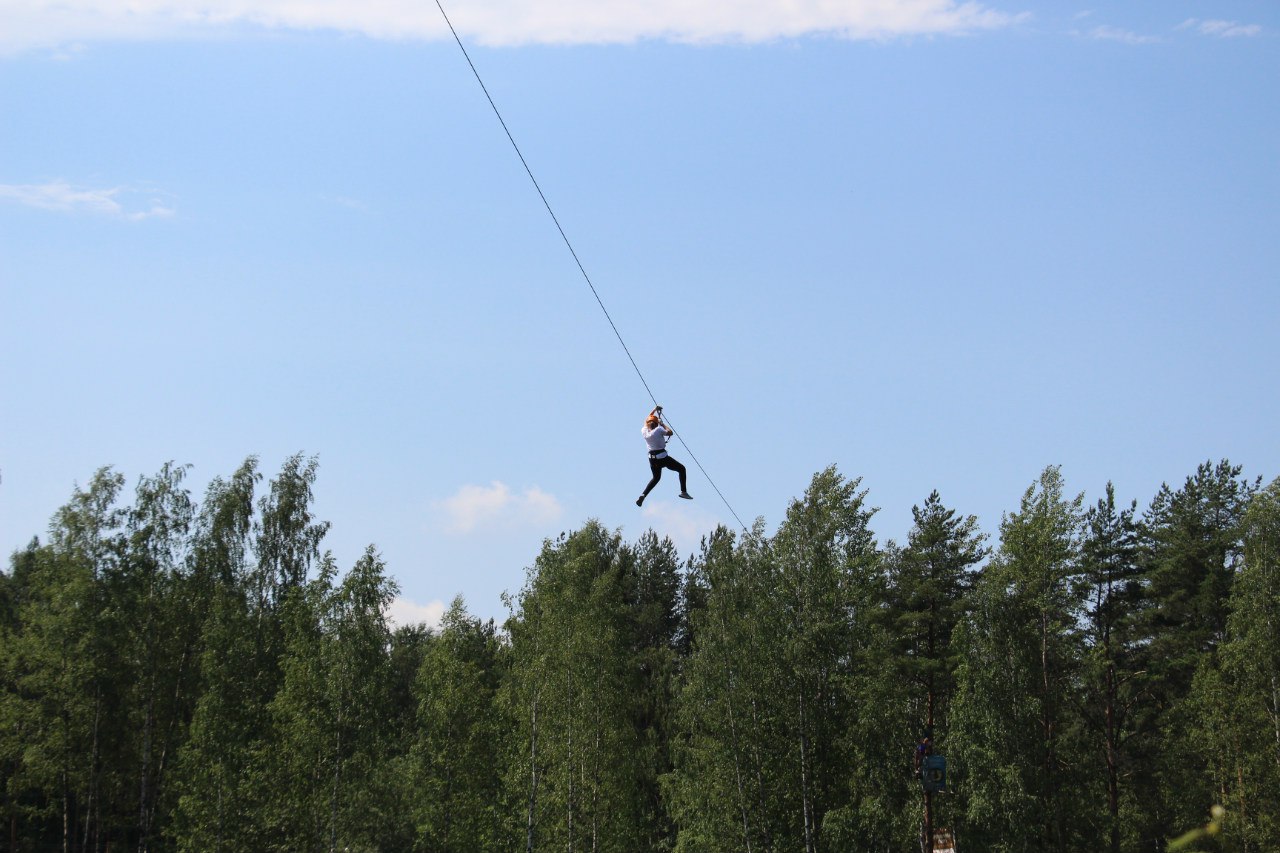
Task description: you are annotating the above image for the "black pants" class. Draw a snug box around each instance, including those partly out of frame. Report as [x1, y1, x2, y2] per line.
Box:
[643, 455, 687, 497]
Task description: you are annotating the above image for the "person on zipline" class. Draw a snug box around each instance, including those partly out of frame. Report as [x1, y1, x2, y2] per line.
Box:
[637, 406, 692, 506]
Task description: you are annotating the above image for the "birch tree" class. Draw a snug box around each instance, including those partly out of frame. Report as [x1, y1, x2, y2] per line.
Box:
[952, 466, 1089, 852]
[504, 522, 645, 852]
[410, 597, 506, 852]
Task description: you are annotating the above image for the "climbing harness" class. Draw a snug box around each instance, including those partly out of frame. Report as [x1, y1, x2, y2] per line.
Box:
[432, 0, 749, 533]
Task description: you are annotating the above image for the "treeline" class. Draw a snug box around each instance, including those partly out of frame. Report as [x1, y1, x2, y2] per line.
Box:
[1, 455, 1278, 853]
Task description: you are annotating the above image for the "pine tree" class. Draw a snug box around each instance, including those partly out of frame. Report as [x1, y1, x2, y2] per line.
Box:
[1142, 461, 1258, 696]
[1078, 483, 1144, 853]
[1135, 459, 1258, 844]
[856, 491, 985, 850]
[889, 491, 986, 737]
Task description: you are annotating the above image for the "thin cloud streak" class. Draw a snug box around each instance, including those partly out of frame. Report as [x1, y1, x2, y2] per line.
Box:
[1179, 18, 1262, 38]
[0, 180, 175, 220]
[2, 0, 1023, 55]
[1087, 24, 1160, 45]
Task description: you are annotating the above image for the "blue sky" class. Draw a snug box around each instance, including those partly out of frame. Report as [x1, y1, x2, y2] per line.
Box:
[2, 1, 1277, 628]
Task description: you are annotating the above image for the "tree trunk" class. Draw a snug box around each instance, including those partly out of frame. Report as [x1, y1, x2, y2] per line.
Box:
[1105, 659, 1120, 853]
[330, 712, 342, 853]
[566, 666, 575, 853]
[83, 689, 102, 853]
[138, 693, 154, 853]
[724, 678, 754, 853]
[749, 698, 774, 851]
[526, 696, 539, 853]
[799, 690, 814, 853]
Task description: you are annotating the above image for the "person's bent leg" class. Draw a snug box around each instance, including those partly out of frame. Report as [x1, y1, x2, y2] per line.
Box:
[667, 458, 689, 494]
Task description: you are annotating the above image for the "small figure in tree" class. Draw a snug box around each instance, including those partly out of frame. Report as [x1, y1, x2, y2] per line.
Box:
[914, 730, 933, 779]
[637, 406, 691, 506]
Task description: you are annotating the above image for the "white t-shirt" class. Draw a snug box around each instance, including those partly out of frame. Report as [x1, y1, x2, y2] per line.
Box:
[642, 424, 668, 455]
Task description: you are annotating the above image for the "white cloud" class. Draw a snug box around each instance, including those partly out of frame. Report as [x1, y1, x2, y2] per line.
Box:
[1179, 18, 1261, 38]
[435, 481, 563, 534]
[386, 595, 447, 630]
[1, 0, 1024, 55]
[640, 500, 725, 556]
[0, 180, 175, 220]
[1087, 24, 1159, 45]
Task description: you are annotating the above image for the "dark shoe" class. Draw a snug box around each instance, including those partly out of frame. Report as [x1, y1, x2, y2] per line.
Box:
[678, 492, 692, 500]
[636, 495, 645, 507]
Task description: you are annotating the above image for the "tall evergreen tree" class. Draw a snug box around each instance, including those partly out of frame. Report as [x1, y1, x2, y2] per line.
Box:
[1135, 459, 1258, 844]
[1141, 460, 1258, 696]
[888, 491, 987, 736]
[866, 491, 985, 849]
[1078, 483, 1145, 853]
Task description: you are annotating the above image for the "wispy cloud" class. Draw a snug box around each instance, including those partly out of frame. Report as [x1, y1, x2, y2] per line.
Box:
[2, 0, 1024, 55]
[1178, 18, 1261, 38]
[385, 595, 446, 630]
[639, 500, 725, 556]
[1087, 24, 1160, 45]
[434, 481, 563, 534]
[0, 180, 175, 220]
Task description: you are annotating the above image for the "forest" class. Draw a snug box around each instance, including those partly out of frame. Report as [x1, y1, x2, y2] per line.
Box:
[1, 454, 1277, 853]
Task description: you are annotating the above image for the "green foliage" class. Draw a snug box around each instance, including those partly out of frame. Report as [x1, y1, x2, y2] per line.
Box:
[668, 523, 783, 852]
[1186, 479, 1280, 850]
[952, 466, 1091, 852]
[503, 521, 648, 852]
[2, 456, 1275, 853]
[1135, 460, 1259, 845]
[671, 466, 885, 853]
[1166, 804, 1226, 852]
[409, 597, 507, 852]
[1078, 483, 1146, 853]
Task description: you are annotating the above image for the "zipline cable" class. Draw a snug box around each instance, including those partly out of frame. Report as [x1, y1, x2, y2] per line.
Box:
[433, 0, 749, 534]
[656, 410, 749, 533]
